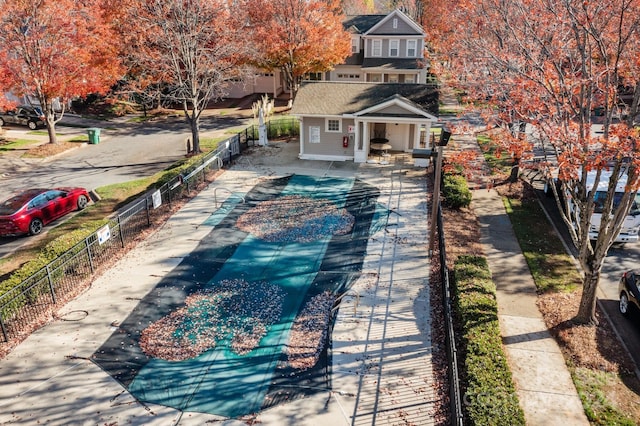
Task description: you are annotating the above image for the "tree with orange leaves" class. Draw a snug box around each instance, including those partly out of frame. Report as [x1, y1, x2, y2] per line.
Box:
[0, 0, 124, 144]
[435, 0, 640, 325]
[247, 0, 351, 102]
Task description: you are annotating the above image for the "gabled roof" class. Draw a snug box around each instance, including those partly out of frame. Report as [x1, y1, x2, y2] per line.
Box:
[290, 82, 439, 117]
[353, 94, 438, 120]
[365, 9, 424, 36]
[343, 15, 386, 34]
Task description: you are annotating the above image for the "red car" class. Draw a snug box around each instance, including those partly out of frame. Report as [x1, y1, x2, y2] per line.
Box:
[0, 187, 90, 236]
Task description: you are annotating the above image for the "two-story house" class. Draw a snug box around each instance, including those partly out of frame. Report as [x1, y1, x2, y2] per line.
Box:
[331, 9, 428, 85]
[287, 10, 437, 164]
[226, 9, 428, 99]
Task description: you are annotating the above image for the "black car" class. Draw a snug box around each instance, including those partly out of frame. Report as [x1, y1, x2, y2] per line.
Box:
[619, 270, 640, 316]
[0, 105, 46, 130]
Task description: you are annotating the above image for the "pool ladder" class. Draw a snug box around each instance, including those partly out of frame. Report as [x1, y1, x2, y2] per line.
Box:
[213, 187, 245, 208]
[332, 290, 360, 316]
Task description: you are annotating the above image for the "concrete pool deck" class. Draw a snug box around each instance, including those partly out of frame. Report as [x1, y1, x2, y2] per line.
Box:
[0, 142, 438, 425]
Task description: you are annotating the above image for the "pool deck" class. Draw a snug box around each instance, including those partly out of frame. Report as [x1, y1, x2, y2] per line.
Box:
[0, 142, 438, 425]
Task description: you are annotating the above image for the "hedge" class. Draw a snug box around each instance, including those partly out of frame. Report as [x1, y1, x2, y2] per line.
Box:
[453, 255, 525, 425]
[443, 173, 472, 209]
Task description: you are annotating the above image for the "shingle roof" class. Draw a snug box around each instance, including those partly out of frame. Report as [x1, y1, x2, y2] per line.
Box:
[290, 82, 439, 116]
[343, 15, 386, 34]
[361, 58, 425, 70]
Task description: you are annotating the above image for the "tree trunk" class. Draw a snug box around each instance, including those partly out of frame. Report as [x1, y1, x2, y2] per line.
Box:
[46, 119, 58, 144]
[509, 157, 520, 182]
[187, 114, 201, 153]
[575, 269, 600, 325]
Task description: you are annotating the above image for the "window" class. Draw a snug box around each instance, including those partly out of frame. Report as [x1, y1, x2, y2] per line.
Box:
[372, 39, 382, 57]
[351, 37, 359, 53]
[407, 40, 417, 57]
[337, 73, 360, 79]
[393, 18, 398, 29]
[309, 126, 320, 143]
[389, 40, 399, 57]
[388, 74, 399, 83]
[326, 118, 341, 133]
[306, 72, 322, 81]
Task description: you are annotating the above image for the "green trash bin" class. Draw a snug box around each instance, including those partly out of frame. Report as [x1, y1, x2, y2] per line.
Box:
[87, 128, 101, 144]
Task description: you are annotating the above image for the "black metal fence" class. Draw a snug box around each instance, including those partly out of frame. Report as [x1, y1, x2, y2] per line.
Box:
[435, 200, 464, 425]
[0, 119, 298, 344]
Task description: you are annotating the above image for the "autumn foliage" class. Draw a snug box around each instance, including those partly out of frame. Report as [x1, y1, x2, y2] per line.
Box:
[0, 0, 124, 143]
[247, 0, 352, 101]
[432, 0, 640, 324]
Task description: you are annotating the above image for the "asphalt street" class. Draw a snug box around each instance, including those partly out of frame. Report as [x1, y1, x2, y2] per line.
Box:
[0, 113, 251, 258]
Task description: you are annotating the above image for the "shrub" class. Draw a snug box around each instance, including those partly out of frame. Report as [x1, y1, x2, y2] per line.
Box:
[0, 222, 106, 321]
[453, 255, 525, 425]
[443, 173, 472, 209]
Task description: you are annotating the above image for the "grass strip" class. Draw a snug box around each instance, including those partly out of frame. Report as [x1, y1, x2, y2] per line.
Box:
[501, 188, 633, 424]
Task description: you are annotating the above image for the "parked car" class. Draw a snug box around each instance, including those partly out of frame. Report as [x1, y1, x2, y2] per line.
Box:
[0, 105, 46, 130]
[619, 270, 640, 316]
[0, 188, 90, 237]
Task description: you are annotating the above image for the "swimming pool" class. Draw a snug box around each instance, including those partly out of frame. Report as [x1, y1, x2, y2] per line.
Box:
[92, 174, 384, 418]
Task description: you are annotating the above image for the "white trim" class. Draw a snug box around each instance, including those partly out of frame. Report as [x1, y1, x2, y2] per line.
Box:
[325, 118, 342, 133]
[365, 9, 425, 36]
[371, 39, 382, 57]
[351, 36, 360, 53]
[299, 153, 352, 161]
[389, 39, 399, 57]
[406, 39, 417, 57]
[353, 96, 438, 120]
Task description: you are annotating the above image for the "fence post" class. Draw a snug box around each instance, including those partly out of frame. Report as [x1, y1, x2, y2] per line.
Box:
[145, 197, 151, 226]
[46, 265, 57, 304]
[117, 215, 125, 248]
[0, 315, 7, 343]
[85, 238, 95, 274]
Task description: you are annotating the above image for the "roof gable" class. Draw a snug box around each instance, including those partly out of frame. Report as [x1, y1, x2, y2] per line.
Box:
[353, 94, 437, 120]
[365, 9, 424, 36]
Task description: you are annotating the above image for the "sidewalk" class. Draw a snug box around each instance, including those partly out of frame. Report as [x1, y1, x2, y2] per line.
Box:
[445, 119, 589, 423]
[472, 188, 588, 425]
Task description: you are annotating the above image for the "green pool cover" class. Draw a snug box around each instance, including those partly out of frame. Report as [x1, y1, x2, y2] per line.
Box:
[92, 175, 382, 418]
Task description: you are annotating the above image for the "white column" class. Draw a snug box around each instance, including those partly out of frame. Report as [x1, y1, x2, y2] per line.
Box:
[298, 118, 305, 158]
[354, 120, 368, 163]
